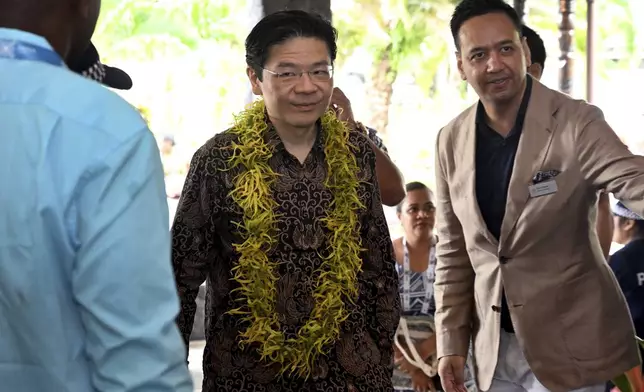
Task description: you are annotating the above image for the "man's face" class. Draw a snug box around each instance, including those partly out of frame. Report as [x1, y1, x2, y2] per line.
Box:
[247, 37, 334, 129]
[67, 0, 101, 65]
[456, 12, 530, 106]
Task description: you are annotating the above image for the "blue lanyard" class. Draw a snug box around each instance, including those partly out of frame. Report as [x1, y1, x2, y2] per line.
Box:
[0, 39, 65, 67]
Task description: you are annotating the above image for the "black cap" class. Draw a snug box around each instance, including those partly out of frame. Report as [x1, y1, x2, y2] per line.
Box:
[70, 42, 133, 90]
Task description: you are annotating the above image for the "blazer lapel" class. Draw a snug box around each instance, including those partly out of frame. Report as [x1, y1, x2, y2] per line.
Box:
[456, 106, 499, 246]
[499, 80, 559, 249]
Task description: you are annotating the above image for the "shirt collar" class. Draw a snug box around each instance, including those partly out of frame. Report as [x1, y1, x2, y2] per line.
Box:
[265, 117, 326, 155]
[0, 28, 55, 51]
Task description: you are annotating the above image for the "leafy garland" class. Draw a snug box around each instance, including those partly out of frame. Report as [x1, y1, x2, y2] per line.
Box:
[226, 99, 364, 378]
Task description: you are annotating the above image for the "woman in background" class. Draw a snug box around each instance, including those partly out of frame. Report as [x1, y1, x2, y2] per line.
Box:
[392, 182, 477, 392]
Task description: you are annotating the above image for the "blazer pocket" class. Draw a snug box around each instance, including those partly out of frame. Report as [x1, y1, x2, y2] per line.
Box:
[536, 170, 575, 200]
[525, 170, 579, 224]
[556, 269, 620, 360]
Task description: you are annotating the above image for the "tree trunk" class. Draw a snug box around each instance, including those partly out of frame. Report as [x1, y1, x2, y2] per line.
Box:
[261, 0, 331, 21]
[366, 48, 395, 139]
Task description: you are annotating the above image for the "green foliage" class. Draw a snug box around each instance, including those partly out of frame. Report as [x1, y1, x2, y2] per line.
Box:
[189, 0, 242, 43]
[95, 0, 245, 61]
[334, 0, 459, 96]
[93, 0, 250, 152]
[336, 0, 639, 99]
[527, 0, 637, 78]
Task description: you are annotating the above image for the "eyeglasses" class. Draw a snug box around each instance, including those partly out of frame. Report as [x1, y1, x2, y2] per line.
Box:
[263, 65, 334, 84]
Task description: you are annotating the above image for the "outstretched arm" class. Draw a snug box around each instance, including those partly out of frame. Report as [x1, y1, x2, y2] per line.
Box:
[575, 105, 644, 217]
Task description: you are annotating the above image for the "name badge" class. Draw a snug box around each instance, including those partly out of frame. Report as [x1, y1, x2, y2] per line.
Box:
[528, 179, 558, 198]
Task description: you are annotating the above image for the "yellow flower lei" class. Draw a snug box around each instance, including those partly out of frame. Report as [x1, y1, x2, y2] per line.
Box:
[226, 100, 364, 378]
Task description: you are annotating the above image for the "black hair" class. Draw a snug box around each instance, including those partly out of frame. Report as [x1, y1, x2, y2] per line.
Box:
[450, 0, 522, 50]
[245, 10, 337, 81]
[636, 221, 644, 235]
[522, 25, 546, 69]
[396, 182, 430, 213]
[617, 216, 644, 236]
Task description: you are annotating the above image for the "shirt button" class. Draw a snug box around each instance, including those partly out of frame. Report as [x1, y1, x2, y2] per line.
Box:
[491, 305, 501, 312]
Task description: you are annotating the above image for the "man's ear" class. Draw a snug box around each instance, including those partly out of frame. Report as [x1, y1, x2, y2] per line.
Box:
[625, 219, 637, 232]
[247, 66, 262, 95]
[521, 37, 532, 68]
[527, 63, 543, 80]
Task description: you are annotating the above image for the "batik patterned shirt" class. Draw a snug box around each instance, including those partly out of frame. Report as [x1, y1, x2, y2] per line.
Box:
[172, 124, 401, 392]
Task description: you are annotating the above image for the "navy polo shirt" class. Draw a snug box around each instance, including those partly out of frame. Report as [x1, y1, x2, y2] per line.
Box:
[475, 77, 532, 333]
[610, 238, 644, 349]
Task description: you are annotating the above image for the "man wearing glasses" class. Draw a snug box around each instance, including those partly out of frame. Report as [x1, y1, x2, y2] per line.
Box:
[172, 10, 401, 392]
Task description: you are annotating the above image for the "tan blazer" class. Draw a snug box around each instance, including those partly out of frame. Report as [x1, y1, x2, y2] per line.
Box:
[434, 79, 644, 392]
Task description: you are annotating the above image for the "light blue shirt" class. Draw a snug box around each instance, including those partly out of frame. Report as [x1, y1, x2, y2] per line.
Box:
[0, 28, 193, 392]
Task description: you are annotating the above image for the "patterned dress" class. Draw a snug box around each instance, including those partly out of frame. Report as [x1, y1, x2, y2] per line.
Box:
[172, 124, 401, 392]
[393, 237, 477, 391]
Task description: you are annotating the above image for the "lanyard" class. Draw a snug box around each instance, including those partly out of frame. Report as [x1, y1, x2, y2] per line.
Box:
[0, 39, 65, 67]
[402, 237, 436, 314]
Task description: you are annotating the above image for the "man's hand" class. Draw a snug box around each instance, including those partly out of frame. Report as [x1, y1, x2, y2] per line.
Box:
[438, 355, 468, 392]
[330, 87, 355, 125]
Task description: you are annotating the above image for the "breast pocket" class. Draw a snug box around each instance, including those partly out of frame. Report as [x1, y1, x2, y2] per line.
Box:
[527, 169, 580, 212]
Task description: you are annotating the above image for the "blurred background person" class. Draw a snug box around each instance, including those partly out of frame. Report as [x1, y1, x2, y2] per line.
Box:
[392, 182, 476, 392]
[606, 202, 644, 391]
